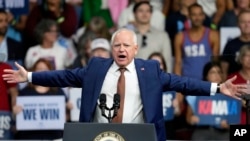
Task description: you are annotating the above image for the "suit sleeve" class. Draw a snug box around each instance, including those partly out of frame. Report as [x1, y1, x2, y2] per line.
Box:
[160, 68, 212, 96]
[32, 67, 85, 88]
[31, 58, 97, 87]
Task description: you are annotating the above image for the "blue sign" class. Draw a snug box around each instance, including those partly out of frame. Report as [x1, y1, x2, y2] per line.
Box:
[0, 0, 29, 15]
[162, 91, 175, 121]
[0, 111, 12, 139]
[194, 94, 241, 125]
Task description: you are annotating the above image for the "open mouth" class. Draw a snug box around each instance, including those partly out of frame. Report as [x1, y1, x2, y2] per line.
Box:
[118, 55, 126, 58]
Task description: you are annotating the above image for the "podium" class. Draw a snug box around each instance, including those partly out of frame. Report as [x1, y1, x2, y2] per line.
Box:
[63, 123, 157, 141]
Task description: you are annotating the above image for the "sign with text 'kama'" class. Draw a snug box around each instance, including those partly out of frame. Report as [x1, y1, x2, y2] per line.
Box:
[16, 96, 65, 130]
[194, 94, 241, 125]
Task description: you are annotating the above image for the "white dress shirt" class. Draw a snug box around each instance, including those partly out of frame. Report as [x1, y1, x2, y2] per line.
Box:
[93, 59, 144, 123]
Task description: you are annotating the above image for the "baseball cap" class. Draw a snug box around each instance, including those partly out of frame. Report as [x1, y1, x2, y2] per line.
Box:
[91, 38, 111, 51]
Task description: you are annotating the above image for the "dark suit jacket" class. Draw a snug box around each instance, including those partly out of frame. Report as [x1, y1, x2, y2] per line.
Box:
[31, 57, 212, 141]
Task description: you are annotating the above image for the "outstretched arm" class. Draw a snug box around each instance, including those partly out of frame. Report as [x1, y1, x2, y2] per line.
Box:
[161, 71, 247, 100]
[2, 62, 85, 88]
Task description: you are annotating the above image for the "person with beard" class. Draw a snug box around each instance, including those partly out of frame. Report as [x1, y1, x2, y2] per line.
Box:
[0, 9, 25, 65]
[174, 3, 219, 80]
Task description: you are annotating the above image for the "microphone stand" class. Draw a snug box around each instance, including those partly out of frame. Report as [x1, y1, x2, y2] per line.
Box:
[99, 94, 120, 123]
[106, 107, 113, 123]
[242, 94, 250, 124]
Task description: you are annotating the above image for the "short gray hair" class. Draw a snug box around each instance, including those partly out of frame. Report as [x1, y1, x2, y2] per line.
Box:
[236, 44, 250, 64]
[110, 28, 137, 45]
[34, 19, 58, 44]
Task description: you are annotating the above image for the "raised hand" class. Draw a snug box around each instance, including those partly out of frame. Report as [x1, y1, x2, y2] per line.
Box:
[2, 62, 28, 83]
[220, 76, 248, 100]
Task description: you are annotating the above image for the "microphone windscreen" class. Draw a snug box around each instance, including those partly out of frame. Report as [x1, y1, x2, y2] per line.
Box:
[100, 93, 106, 103]
[114, 93, 120, 103]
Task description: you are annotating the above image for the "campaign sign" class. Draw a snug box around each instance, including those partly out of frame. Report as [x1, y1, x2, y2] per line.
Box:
[69, 88, 82, 121]
[194, 94, 241, 125]
[162, 91, 175, 121]
[16, 96, 65, 130]
[0, 0, 29, 15]
[0, 111, 12, 139]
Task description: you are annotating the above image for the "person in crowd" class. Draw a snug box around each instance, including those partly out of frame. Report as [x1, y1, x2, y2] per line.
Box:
[118, 0, 165, 31]
[72, 31, 98, 68]
[0, 60, 18, 139]
[90, 38, 111, 58]
[166, 0, 211, 56]
[222, 9, 250, 77]
[82, 0, 114, 29]
[0, 61, 18, 112]
[5, 0, 40, 43]
[148, 52, 183, 140]
[148, 52, 167, 71]
[25, 19, 71, 70]
[0, 9, 25, 64]
[13, 58, 71, 140]
[65, 0, 82, 27]
[128, 1, 172, 73]
[24, 0, 77, 47]
[2, 28, 246, 141]
[73, 16, 111, 44]
[220, 0, 250, 27]
[186, 62, 230, 140]
[174, 3, 219, 80]
[227, 45, 250, 125]
[197, 0, 226, 29]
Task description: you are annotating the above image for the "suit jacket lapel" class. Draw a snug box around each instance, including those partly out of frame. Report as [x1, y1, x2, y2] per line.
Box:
[135, 59, 149, 122]
[92, 59, 113, 110]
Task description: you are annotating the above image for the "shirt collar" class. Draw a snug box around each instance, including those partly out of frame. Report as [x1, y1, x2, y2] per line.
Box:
[111, 59, 135, 73]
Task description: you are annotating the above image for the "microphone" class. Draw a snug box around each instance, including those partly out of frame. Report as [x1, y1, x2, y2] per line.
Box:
[112, 94, 120, 118]
[99, 94, 107, 117]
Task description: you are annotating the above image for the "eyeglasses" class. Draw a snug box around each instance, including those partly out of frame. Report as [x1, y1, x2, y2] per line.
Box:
[142, 35, 147, 47]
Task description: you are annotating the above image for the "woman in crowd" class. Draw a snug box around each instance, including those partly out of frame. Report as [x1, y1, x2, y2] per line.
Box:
[13, 58, 71, 140]
[25, 19, 71, 70]
[228, 44, 250, 125]
[186, 61, 230, 140]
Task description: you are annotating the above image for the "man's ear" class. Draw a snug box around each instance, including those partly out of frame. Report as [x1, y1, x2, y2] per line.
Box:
[134, 45, 139, 55]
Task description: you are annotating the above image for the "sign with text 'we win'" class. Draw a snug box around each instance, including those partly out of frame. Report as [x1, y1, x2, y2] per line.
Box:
[194, 94, 241, 125]
[0, 111, 12, 139]
[16, 96, 65, 130]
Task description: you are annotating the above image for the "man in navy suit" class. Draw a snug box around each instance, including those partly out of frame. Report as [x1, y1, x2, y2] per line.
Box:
[2, 28, 247, 141]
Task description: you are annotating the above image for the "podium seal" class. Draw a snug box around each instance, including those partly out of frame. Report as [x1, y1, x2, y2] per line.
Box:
[94, 131, 125, 141]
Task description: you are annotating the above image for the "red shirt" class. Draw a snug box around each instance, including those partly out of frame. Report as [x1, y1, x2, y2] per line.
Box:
[228, 72, 247, 124]
[0, 63, 17, 111]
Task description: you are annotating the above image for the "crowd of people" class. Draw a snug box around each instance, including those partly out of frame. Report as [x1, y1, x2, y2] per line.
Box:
[0, 0, 250, 140]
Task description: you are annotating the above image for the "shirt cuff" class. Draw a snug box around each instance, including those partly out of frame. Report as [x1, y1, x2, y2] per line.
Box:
[27, 72, 32, 82]
[210, 83, 217, 96]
